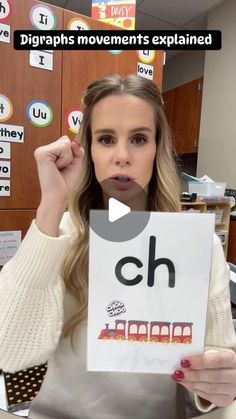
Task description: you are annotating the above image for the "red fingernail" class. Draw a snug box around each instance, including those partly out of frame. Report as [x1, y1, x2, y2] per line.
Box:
[180, 359, 191, 368]
[171, 370, 185, 381]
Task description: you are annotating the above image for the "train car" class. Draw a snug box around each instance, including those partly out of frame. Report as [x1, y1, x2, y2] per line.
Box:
[149, 321, 171, 343]
[127, 320, 149, 342]
[171, 322, 193, 344]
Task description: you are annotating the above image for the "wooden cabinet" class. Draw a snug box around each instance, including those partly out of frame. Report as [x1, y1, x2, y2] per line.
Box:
[61, 11, 164, 136]
[163, 77, 203, 154]
[181, 199, 231, 258]
[0, 0, 164, 249]
[228, 218, 236, 264]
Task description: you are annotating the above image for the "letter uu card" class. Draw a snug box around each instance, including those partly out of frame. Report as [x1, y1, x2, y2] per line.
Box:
[87, 211, 215, 373]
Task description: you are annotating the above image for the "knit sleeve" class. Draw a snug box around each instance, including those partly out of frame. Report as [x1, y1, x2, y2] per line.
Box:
[194, 234, 236, 413]
[0, 217, 72, 373]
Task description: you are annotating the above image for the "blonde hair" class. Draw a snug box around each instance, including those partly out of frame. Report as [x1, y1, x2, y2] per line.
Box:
[61, 74, 181, 340]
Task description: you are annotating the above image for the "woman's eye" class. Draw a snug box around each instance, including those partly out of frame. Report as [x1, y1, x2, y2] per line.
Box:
[98, 136, 114, 145]
[131, 135, 147, 145]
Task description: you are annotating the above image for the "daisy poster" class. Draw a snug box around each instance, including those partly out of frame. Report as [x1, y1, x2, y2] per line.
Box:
[87, 211, 215, 374]
[91, 0, 136, 30]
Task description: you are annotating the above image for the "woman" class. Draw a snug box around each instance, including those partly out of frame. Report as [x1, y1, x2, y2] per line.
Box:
[0, 75, 236, 419]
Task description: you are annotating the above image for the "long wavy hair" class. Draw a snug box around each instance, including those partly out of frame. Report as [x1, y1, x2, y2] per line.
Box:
[61, 74, 181, 340]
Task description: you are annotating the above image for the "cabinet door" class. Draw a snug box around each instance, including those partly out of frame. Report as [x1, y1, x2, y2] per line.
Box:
[163, 77, 203, 154]
[0, 210, 36, 239]
[0, 0, 63, 210]
[228, 220, 236, 264]
[61, 12, 164, 138]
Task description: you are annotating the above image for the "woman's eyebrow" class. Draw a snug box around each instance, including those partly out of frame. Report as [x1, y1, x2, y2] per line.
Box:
[94, 129, 115, 134]
[94, 127, 152, 134]
[129, 127, 152, 133]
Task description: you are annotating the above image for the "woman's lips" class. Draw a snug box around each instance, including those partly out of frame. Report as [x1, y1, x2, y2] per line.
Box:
[110, 176, 135, 190]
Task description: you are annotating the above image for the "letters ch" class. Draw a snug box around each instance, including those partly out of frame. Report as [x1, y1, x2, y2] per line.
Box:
[115, 236, 176, 288]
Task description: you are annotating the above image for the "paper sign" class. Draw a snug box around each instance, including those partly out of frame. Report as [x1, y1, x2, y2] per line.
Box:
[137, 50, 155, 64]
[0, 0, 11, 22]
[0, 22, 10, 43]
[0, 124, 24, 143]
[30, 50, 53, 71]
[0, 141, 10, 158]
[137, 62, 154, 80]
[0, 93, 13, 122]
[26, 100, 53, 128]
[87, 212, 215, 374]
[65, 109, 83, 134]
[0, 179, 10, 196]
[0, 159, 10, 177]
[91, 0, 136, 30]
[30, 4, 56, 30]
[67, 17, 90, 30]
[0, 231, 21, 266]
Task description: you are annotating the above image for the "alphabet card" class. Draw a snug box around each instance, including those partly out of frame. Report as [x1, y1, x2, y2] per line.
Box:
[87, 211, 215, 374]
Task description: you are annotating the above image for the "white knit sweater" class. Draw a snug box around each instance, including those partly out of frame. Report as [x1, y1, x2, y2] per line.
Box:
[0, 212, 236, 417]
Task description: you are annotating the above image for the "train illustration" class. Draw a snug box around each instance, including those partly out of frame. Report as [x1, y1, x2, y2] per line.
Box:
[98, 319, 193, 344]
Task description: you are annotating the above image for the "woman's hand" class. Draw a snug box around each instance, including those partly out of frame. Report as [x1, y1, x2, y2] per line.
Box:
[171, 351, 236, 407]
[34, 136, 84, 236]
[34, 136, 84, 204]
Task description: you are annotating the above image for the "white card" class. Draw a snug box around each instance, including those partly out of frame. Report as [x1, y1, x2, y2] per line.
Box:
[0, 231, 21, 265]
[30, 50, 53, 71]
[0, 142, 10, 159]
[87, 212, 215, 374]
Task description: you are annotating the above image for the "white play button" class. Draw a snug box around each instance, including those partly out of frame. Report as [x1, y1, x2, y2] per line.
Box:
[89, 178, 150, 242]
[108, 198, 131, 222]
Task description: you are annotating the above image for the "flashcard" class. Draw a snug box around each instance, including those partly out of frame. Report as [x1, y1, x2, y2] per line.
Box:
[137, 62, 154, 80]
[0, 159, 10, 177]
[0, 124, 24, 143]
[26, 100, 53, 128]
[65, 109, 83, 134]
[0, 179, 10, 196]
[87, 211, 215, 374]
[0, 93, 13, 123]
[30, 50, 53, 71]
[0, 142, 10, 159]
[0, 22, 10, 43]
[137, 50, 155, 64]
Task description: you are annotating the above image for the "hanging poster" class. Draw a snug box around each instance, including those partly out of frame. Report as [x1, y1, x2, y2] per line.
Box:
[91, 0, 136, 30]
[87, 211, 215, 374]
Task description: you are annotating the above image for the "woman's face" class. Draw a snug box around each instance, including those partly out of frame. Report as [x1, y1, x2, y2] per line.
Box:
[90, 94, 157, 207]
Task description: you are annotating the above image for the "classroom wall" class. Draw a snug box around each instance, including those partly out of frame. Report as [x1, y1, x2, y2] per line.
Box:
[163, 50, 205, 92]
[197, 0, 236, 188]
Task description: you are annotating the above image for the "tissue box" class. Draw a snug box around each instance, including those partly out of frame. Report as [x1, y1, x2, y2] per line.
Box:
[188, 182, 226, 197]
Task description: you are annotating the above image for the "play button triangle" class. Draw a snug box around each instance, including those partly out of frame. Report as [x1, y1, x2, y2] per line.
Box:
[108, 198, 131, 222]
